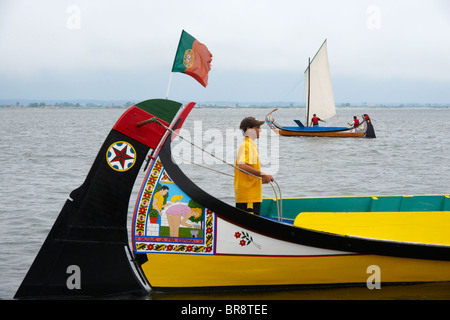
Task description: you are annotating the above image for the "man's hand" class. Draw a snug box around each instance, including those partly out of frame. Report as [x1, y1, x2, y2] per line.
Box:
[261, 174, 274, 184]
[238, 164, 274, 184]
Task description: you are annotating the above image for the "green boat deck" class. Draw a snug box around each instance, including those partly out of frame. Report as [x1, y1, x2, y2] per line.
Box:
[261, 194, 450, 222]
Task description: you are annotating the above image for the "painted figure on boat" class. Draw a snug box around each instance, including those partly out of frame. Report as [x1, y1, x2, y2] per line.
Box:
[166, 199, 204, 237]
[152, 185, 169, 218]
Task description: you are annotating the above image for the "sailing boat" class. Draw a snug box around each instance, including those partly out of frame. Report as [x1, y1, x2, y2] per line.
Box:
[266, 40, 376, 138]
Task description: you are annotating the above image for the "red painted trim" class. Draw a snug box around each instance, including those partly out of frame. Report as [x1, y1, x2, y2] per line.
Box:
[113, 106, 169, 150]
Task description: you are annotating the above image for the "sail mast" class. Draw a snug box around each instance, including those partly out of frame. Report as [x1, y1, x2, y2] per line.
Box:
[306, 57, 311, 126]
[304, 39, 335, 125]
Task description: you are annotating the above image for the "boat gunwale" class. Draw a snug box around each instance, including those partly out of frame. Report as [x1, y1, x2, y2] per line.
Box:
[278, 129, 365, 137]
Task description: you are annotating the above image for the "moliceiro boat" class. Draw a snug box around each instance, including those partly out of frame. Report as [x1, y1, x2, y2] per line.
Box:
[15, 99, 449, 299]
[267, 39, 376, 138]
[266, 108, 376, 138]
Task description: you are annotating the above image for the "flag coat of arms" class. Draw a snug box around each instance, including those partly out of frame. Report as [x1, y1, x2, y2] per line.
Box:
[171, 30, 212, 87]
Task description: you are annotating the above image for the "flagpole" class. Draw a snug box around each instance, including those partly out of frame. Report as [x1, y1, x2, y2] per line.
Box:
[165, 72, 173, 100]
[166, 30, 184, 100]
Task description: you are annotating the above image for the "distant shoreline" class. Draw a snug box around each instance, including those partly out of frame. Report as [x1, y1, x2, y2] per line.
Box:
[1, 104, 449, 109]
[1, 98, 450, 110]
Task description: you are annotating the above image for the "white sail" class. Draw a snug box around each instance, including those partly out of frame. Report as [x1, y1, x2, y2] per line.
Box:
[305, 40, 336, 125]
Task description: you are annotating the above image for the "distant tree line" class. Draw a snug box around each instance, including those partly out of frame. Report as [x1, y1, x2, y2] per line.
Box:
[0, 101, 136, 108]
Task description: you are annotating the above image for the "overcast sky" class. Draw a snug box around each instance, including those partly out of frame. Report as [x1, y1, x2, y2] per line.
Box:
[1, 0, 449, 104]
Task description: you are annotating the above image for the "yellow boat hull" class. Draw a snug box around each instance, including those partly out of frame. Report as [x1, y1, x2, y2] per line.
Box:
[142, 253, 450, 290]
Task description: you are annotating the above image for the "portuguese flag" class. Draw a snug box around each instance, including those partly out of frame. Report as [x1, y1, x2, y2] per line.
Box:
[171, 30, 212, 87]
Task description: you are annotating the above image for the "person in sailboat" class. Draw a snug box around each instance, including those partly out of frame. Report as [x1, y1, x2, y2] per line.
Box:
[234, 117, 274, 216]
[310, 114, 326, 127]
[348, 116, 360, 133]
[348, 116, 360, 127]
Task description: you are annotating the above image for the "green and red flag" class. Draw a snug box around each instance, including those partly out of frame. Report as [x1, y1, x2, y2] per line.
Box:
[171, 30, 212, 87]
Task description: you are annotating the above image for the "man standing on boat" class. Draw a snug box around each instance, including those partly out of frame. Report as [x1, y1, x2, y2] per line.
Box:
[234, 117, 274, 215]
[310, 114, 326, 127]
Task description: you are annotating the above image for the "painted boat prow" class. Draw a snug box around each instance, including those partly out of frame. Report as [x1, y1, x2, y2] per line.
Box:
[15, 99, 195, 299]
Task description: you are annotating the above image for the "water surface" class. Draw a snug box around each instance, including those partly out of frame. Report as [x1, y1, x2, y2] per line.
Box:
[1, 106, 449, 300]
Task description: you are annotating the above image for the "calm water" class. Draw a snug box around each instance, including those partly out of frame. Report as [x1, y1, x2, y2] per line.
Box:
[1, 106, 450, 300]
